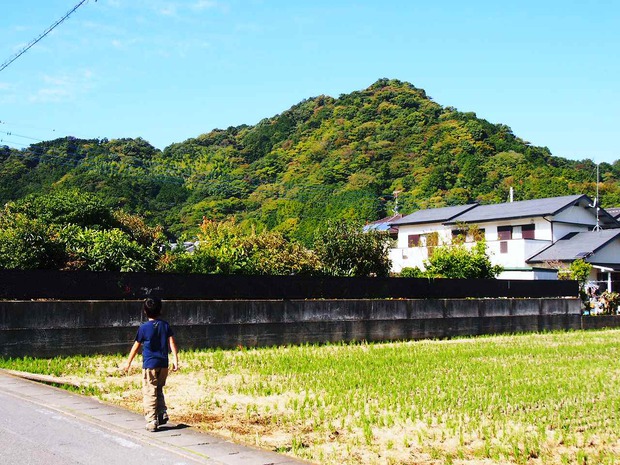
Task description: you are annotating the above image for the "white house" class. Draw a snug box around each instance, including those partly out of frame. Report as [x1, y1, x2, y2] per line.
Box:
[388, 194, 620, 284]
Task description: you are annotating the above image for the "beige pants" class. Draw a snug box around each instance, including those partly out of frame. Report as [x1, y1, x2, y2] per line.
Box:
[142, 368, 169, 423]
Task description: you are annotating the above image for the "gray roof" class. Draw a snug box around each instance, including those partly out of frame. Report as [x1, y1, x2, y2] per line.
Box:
[390, 204, 477, 226]
[605, 207, 620, 219]
[390, 195, 620, 229]
[446, 194, 589, 224]
[528, 229, 620, 263]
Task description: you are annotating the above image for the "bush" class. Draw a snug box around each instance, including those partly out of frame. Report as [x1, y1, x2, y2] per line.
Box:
[159, 218, 321, 275]
[58, 226, 157, 272]
[0, 214, 63, 269]
[241, 231, 321, 275]
[424, 241, 503, 279]
[9, 190, 115, 228]
[0, 194, 162, 272]
[558, 259, 592, 309]
[313, 220, 391, 277]
[399, 267, 425, 278]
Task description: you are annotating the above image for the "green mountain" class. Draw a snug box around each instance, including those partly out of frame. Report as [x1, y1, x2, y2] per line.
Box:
[1, 78, 618, 243]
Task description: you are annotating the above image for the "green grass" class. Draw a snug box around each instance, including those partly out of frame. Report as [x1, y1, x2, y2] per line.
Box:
[2, 330, 620, 464]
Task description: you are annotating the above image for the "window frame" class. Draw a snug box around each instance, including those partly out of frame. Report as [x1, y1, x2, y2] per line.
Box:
[521, 224, 535, 240]
[497, 226, 513, 241]
[408, 234, 421, 247]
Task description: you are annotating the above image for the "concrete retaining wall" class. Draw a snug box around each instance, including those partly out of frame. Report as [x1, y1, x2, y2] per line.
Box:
[0, 298, 582, 357]
[581, 315, 620, 330]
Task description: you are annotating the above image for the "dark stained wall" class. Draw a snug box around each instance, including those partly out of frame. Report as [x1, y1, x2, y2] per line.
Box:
[0, 298, 581, 358]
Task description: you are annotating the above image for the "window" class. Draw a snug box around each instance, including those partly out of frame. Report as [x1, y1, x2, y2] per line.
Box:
[408, 234, 421, 247]
[451, 229, 466, 244]
[500, 241, 508, 253]
[497, 226, 513, 240]
[521, 224, 535, 240]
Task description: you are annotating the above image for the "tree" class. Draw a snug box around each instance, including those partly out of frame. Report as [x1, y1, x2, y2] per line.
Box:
[158, 218, 321, 275]
[241, 231, 321, 275]
[2, 81, 620, 242]
[0, 213, 63, 269]
[0, 191, 163, 272]
[8, 190, 115, 228]
[58, 226, 158, 272]
[313, 220, 391, 277]
[399, 267, 425, 278]
[423, 241, 503, 279]
[558, 259, 592, 308]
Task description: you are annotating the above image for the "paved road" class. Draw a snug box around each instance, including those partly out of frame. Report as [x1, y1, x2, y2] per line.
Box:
[0, 371, 309, 465]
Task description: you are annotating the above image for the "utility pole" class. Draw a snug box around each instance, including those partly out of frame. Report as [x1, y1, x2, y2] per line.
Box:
[392, 190, 402, 215]
[594, 163, 601, 231]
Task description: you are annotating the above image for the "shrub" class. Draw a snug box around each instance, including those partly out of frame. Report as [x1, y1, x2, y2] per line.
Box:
[9, 190, 115, 228]
[58, 226, 157, 272]
[313, 219, 391, 277]
[0, 213, 63, 269]
[399, 267, 425, 278]
[159, 218, 321, 275]
[424, 241, 503, 279]
[0, 191, 163, 272]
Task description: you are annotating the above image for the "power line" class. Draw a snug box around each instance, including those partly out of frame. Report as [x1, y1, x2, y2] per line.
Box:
[0, 119, 58, 134]
[0, 139, 29, 147]
[0, 119, 96, 144]
[0, 130, 43, 142]
[0, 0, 96, 74]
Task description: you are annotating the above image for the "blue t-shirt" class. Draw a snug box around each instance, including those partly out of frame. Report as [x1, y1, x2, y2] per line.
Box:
[135, 319, 174, 369]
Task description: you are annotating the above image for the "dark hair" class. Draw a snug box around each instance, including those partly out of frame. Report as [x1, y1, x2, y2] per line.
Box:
[143, 297, 162, 318]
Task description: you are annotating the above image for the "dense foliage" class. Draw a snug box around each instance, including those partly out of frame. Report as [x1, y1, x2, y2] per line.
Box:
[159, 218, 321, 275]
[0, 191, 389, 276]
[313, 220, 391, 277]
[1, 79, 618, 246]
[0, 191, 164, 271]
[400, 240, 503, 279]
[425, 241, 503, 279]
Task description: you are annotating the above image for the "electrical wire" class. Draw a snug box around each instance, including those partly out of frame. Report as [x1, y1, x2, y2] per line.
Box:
[0, 130, 43, 142]
[0, 139, 29, 147]
[0, 0, 95, 73]
[1, 119, 58, 134]
[0, 120, 99, 144]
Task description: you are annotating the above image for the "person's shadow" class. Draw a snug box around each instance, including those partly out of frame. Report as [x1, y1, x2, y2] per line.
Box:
[157, 423, 190, 431]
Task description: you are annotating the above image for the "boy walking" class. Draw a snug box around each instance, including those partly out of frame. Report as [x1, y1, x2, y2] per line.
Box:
[125, 297, 179, 431]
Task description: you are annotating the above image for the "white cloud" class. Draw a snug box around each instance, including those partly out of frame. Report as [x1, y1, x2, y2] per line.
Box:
[192, 0, 218, 11]
[29, 70, 97, 103]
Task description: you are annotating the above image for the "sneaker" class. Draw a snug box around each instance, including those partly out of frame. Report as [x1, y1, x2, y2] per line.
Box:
[158, 411, 169, 425]
[145, 420, 158, 432]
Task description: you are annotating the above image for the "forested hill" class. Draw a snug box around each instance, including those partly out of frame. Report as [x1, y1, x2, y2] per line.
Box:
[1, 78, 618, 243]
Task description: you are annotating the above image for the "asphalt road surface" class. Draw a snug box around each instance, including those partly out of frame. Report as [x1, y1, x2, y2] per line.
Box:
[0, 389, 202, 465]
[0, 371, 306, 465]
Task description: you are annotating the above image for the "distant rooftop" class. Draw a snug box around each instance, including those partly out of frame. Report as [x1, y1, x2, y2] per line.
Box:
[604, 207, 620, 219]
[390, 195, 620, 229]
[446, 194, 587, 224]
[390, 204, 477, 226]
[364, 214, 402, 233]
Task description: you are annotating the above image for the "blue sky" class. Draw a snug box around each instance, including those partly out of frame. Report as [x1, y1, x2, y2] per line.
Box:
[1, 0, 618, 163]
